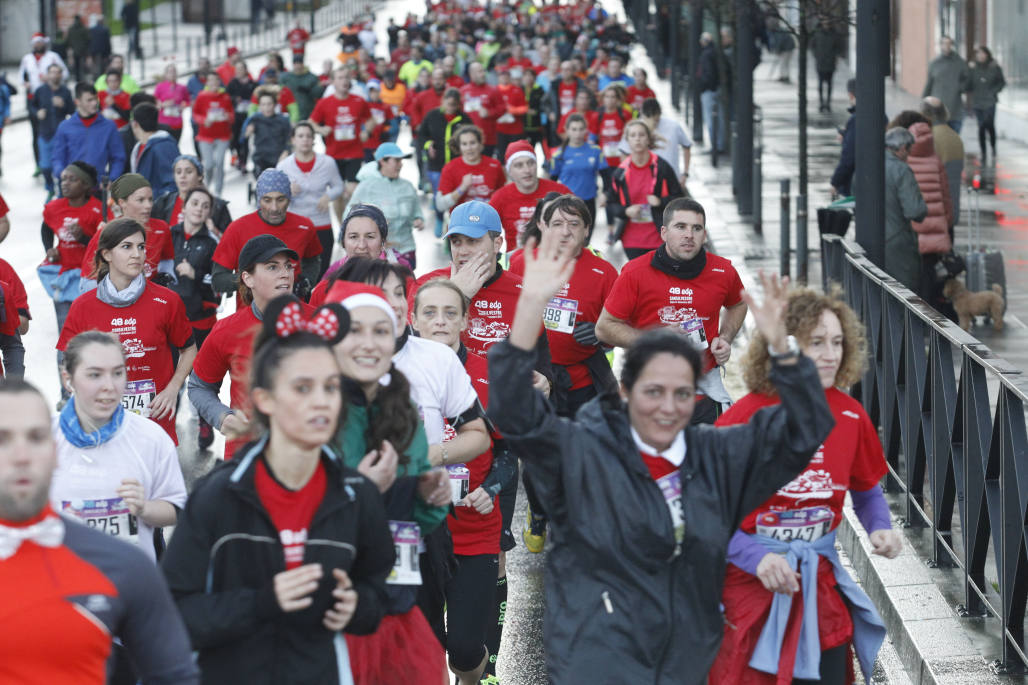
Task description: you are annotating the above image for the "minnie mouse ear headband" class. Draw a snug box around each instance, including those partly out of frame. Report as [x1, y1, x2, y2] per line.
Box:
[261, 294, 350, 346]
[324, 281, 398, 333]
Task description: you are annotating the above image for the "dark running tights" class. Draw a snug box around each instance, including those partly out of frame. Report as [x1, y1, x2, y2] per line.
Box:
[445, 553, 499, 672]
[792, 642, 849, 685]
[975, 106, 997, 157]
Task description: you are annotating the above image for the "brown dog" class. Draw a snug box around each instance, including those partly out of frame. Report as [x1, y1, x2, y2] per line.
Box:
[942, 278, 1005, 332]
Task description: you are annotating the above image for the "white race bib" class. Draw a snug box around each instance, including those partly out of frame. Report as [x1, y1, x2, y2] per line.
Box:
[497, 112, 515, 124]
[334, 124, 355, 141]
[447, 464, 471, 505]
[62, 497, 139, 544]
[162, 105, 181, 117]
[680, 318, 708, 350]
[656, 471, 685, 544]
[371, 110, 385, 124]
[121, 379, 156, 417]
[386, 521, 422, 585]
[542, 296, 577, 334]
[603, 142, 621, 158]
[755, 506, 834, 543]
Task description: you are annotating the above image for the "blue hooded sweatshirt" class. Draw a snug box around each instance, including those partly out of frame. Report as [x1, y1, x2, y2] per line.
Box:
[52, 112, 126, 184]
[131, 130, 180, 196]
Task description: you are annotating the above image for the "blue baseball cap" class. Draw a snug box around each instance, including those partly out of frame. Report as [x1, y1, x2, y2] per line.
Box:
[373, 142, 412, 161]
[445, 200, 502, 239]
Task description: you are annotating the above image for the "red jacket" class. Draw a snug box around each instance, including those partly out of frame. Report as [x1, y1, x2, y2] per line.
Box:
[906, 121, 953, 254]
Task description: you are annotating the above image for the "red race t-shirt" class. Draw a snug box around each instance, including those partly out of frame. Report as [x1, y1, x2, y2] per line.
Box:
[557, 109, 599, 138]
[310, 94, 370, 160]
[489, 179, 571, 250]
[365, 101, 393, 150]
[42, 197, 104, 273]
[255, 458, 327, 569]
[287, 27, 310, 55]
[411, 266, 523, 357]
[556, 82, 579, 116]
[445, 351, 501, 556]
[510, 248, 618, 389]
[495, 83, 526, 136]
[213, 211, 321, 283]
[715, 389, 888, 665]
[249, 86, 296, 117]
[459, 83, 502, 145]
[81, 217, 174, 281]
[98, 90, 130, 128]
[626, 85, 656, 113]
[0, 193, 8, 218]
[169, 195, 184, 227]
[603, 251, 743, 373]
[438, 156, 506, 205]
[192, 90, 234, 142]
[56, 281, 194, 443]
[0, 258, 30, 339]
[619, 155, 664, 251]
[597, 110, 628, 166]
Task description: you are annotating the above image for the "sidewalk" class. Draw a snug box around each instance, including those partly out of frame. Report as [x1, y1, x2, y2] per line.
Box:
[1, 1, 357, 122]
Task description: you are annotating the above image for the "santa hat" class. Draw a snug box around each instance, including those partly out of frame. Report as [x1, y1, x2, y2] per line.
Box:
[504, 140, 536, 171]
[227, 46, 240, 57]
[30, 33, 48, 45]
[325, 281, 398, 332]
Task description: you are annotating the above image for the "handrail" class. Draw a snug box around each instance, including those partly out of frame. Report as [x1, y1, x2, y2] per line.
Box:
[822, 234, 1028, 672]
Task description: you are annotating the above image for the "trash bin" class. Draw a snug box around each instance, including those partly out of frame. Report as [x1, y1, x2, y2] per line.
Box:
[817, 196, 853, 237]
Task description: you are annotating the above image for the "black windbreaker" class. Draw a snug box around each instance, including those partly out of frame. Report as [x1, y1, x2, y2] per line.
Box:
[161, 439, 395, 685]
[486, 340, 834, 684]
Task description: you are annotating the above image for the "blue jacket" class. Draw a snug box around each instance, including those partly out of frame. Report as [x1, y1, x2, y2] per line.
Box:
[52, 112, 126, 183]
[30, 83, 75, 140]
[0, 82, 11, 126]
[131, 130, 179, 196]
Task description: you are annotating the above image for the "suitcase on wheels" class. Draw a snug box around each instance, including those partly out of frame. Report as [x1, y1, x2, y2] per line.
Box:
[965, 183, 1006, 316]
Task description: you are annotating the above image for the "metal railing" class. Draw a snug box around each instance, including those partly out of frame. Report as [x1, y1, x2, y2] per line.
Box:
[821, 234, 1028, 672]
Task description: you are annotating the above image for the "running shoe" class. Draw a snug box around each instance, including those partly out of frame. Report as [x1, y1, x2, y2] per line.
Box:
[480, 676, 500, 684]
[198, 418, 214, 451]
[523, 504, 547, 554]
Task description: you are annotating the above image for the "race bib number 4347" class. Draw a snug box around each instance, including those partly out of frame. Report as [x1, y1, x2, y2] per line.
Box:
[755, 506, 835, 543]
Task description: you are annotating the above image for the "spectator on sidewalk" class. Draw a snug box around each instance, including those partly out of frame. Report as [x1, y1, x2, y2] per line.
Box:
[52, 82, 126, 189]
[968, 45, 1005, 164]
[697, 32, 725, 153]
[921, 97, 964, 219]
[66, 16, 91, 82]
[830, 79, 858, 198]
[811, 18, 841, 113]
[88, 17, 112, 78]
[93, 55, 139, 95]
[922, 36, 971, 133]
[130, 103, 180, 196]
[30, 64, 75, 200]
[121, 0, 143, 60]
[640, 98, 692, 191]
[882, 127, 928, 291]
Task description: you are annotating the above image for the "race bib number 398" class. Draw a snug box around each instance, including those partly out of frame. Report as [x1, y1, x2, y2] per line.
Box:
[542, 297, 577, 334]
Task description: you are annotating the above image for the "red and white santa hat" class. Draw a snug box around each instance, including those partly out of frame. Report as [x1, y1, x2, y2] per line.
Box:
[30, 33, 48, 46]
[325, 281, 398, 332]
[504, 140, 537, 172]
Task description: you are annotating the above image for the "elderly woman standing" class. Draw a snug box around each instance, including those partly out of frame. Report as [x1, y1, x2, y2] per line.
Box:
[345, 143, 424, 269]
[882, 127, 927, 291]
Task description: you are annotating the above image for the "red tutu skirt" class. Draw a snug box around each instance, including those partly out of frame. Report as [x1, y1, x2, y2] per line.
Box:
[346, 607, 445, 685]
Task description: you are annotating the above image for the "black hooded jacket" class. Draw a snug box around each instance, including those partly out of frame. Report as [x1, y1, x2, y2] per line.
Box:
[486, 340, 834, 684]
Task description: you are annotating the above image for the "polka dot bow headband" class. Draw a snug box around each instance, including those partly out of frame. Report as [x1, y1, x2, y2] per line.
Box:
[270, 297, 349, 345]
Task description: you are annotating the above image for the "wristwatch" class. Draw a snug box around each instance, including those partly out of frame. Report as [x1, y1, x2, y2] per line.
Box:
[767, 335, 799, 360]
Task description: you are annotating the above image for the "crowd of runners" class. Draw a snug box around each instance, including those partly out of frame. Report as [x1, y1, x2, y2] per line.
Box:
[0, 1, 904, 684]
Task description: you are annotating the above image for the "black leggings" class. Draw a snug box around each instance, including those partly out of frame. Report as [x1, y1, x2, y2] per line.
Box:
[316, 228, 335, 281]
[792, 642, 849, 685]
[817, 70, 834, 107]
[445, 553, 499, 671]
[975, 106, 997, 157]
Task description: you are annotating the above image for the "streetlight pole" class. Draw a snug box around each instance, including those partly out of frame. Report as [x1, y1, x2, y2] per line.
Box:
[854, 0, 888, 268]
[690, 0, 703, 144]
[734, 0, 754, 215]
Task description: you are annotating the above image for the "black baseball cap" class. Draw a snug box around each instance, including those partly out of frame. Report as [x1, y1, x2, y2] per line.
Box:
[239, 234, 299, 271]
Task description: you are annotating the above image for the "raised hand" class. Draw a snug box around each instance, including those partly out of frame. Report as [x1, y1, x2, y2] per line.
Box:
[740, 271, 791, 354]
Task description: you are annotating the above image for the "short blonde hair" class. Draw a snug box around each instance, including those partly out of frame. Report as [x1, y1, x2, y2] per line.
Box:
[623, 119, 656, 150]
[741, 285, 867, 394]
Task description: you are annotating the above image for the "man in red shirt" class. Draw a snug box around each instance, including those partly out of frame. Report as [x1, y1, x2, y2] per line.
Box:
[0, 380, 199, 684]
[411, 67, 447, 131]
[211, 169, 321, 301]
[460, 63, 505, 158]
[286, 21, 310, 62]
[494, 68, 528, 162]
[310, 68, 372, 219]
[489, 141, 570, 250]
[596, 197, 747, 424]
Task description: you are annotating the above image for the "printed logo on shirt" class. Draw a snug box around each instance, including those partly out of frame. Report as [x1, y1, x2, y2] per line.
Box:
[657, 306, 700, 326]
[279, 527, 308, 566]
[668, 286, 693, 304]
[842, 410, 860, 419]
[712, 268, 725, 273]
[152, 297, 168, 305]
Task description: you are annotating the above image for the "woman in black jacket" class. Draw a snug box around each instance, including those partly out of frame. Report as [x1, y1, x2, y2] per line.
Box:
[161, 295, 395, 685]
[609, 119, 683, 259]
[152, 155, 233, 237]
[486, 229, 835, 685]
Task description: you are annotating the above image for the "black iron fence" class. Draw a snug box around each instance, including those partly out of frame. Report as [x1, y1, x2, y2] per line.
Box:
[821, 234, 1028, 672]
